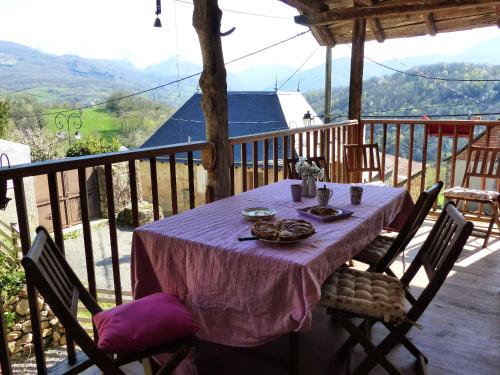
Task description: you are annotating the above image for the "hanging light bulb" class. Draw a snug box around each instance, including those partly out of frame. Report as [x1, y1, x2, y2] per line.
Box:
[154, 0, 162, 27]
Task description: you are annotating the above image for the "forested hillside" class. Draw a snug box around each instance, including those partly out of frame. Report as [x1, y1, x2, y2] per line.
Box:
[306, 63, 500, 119]
[306, 63, 500, 163]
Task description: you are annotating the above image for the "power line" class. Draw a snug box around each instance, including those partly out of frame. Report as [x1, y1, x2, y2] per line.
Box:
[278, 47, 319, 90]
[175, 0, 291, 20]
[362, 54, 500, 82]
[10, 30, 311, 120]
[362, 111, 500, 118]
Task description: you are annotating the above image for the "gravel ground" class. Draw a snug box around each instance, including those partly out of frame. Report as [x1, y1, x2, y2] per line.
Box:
[62, 222, 134, 292]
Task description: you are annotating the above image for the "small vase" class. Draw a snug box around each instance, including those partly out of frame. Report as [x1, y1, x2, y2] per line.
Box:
[301, 175, 308, 197]
[307, 175, 317, 198]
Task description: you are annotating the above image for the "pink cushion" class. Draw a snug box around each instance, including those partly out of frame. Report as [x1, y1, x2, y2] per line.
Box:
[93, 293, 198, 353]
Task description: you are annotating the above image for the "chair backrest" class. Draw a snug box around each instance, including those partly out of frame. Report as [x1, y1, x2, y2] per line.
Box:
[462, 145, 500, 188]
[343, 143, 382, 183]
[287, 156, 330, 181]
[375, 181, 444, 273]
[21, 227, 125, 374]
[401, 202, 473, 322]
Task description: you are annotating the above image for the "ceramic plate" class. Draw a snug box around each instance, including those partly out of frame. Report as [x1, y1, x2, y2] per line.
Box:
[241, 207, 277, 220]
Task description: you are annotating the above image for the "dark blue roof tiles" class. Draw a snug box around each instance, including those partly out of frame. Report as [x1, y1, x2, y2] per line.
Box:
[141, 92, 290, 156]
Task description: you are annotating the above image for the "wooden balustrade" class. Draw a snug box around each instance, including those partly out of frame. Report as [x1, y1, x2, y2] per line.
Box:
[0, 141, 213, 374]
[360, 119, 500, 201]
[228, 121, 357, 191]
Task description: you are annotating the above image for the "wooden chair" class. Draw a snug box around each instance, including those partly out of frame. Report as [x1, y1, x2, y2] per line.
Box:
[286, 156, 330, 181]
[443, 145, 500, 247]
[21, 227, 197, 375]
[353, 181, 443, 276]
[343, 144, 383, 184]
[320, 202, 473, 374]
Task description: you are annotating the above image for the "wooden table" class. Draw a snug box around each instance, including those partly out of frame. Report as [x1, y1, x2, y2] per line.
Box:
[131, 180, 413, 347]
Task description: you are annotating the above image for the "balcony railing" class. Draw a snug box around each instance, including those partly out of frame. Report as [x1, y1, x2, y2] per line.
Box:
[2, 117, 499, 373]
[361, 118, 500, 202]
[0, 120, 355, 374]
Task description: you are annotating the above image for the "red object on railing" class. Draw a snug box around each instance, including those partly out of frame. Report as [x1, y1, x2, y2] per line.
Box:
[425, 115, 478, 137]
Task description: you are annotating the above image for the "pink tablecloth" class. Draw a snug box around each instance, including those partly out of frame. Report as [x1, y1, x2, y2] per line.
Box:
[131, 180, 413, 347]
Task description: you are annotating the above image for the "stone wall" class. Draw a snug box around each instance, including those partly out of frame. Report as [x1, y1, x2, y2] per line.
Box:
[97, 161, 143, 219]
[3, 288, 66, 358]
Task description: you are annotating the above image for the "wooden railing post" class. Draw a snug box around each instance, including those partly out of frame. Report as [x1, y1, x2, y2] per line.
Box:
[202, 144, 216, 203]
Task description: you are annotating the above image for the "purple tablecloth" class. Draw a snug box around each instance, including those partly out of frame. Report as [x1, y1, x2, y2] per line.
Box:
[131, 180, 413, 347]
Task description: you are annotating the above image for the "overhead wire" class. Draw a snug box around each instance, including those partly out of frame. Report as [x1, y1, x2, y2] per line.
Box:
[173, 0, 182, 108]
[362, 54, 500, 82]
[174, 0, 291, 20]
[10, 30, 311, 120]
[278, 47, 319, 90]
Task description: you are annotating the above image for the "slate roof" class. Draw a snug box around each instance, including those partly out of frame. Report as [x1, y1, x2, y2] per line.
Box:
[141, 91, 318, 163]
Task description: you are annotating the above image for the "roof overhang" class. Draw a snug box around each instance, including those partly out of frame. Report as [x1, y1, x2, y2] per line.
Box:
[280, 0, 500, 46]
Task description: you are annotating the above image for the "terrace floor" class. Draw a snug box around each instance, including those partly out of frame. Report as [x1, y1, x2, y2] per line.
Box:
[11, 221, 500, 374]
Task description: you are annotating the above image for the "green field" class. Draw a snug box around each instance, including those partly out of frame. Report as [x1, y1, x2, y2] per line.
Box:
[45, 108, 121, 141]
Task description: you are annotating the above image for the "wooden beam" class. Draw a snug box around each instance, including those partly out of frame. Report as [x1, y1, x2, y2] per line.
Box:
[314, 26, 337, 46]
[354, 0, 385, 42]
[193, 0, 231, 200]
[348, 18, 366, 146]
[324, 47, 332, 125]
[295, 0, 500, 26]
[496, 5, 500, 26]
[423, 12, 437, 35]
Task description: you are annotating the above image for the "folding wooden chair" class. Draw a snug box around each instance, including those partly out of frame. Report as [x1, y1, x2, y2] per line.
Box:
[343, 143, 383, 184]
[320, 202, 473, 374]
[354, 181, 443, 276]
[22, 227, 198, 375]
[287, 156, 330, 181]
[443, 145, 500, 247]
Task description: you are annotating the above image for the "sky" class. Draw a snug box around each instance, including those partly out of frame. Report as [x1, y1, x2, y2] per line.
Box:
[0, 0, 498, 73]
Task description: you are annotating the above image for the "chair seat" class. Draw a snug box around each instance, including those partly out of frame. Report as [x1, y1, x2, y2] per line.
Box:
[444, 187, 499, 201]
[320, 268, 407, 322]
[353, 235, 395, 265]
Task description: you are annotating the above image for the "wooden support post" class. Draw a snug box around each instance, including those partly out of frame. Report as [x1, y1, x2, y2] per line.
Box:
[324, 47, 332, 125]
[348, 18, 366, 182]
[193, 0, 231, 201]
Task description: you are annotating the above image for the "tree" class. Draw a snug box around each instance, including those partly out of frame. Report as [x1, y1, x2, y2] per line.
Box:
[0, 99, 10, 139]
[66, 136, 120, 157]
[10, 128, 64, 162]
[8, 95, 47, 129]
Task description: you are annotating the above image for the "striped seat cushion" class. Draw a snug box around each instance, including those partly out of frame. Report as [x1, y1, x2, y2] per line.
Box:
[444, 187, 499, 201]
[320, 268, 407, 322]
[354, 235, 395, 265]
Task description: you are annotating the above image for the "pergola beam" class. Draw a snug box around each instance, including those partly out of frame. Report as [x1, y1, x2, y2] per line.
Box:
[423, 12, 437, 35]
[354, 0, 385, 42]
[295, 0, 500, 26]
[496, 5, 500, 26]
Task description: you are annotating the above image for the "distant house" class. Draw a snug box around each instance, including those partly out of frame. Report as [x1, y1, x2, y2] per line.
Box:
[139, 91, 321, 214]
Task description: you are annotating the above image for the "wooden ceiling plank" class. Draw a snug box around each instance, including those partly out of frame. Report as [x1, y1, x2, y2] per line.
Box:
[354, 0, 385, 42]
[295, 0, 500, 26]
[423, 12, 438, 35]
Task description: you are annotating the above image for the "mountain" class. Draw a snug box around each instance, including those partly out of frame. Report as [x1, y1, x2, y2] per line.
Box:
[0, 41, 198, 105]
[1, 36, 499, 106]
[278, 36, 500, 92]
[305, 62, 500, 120]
